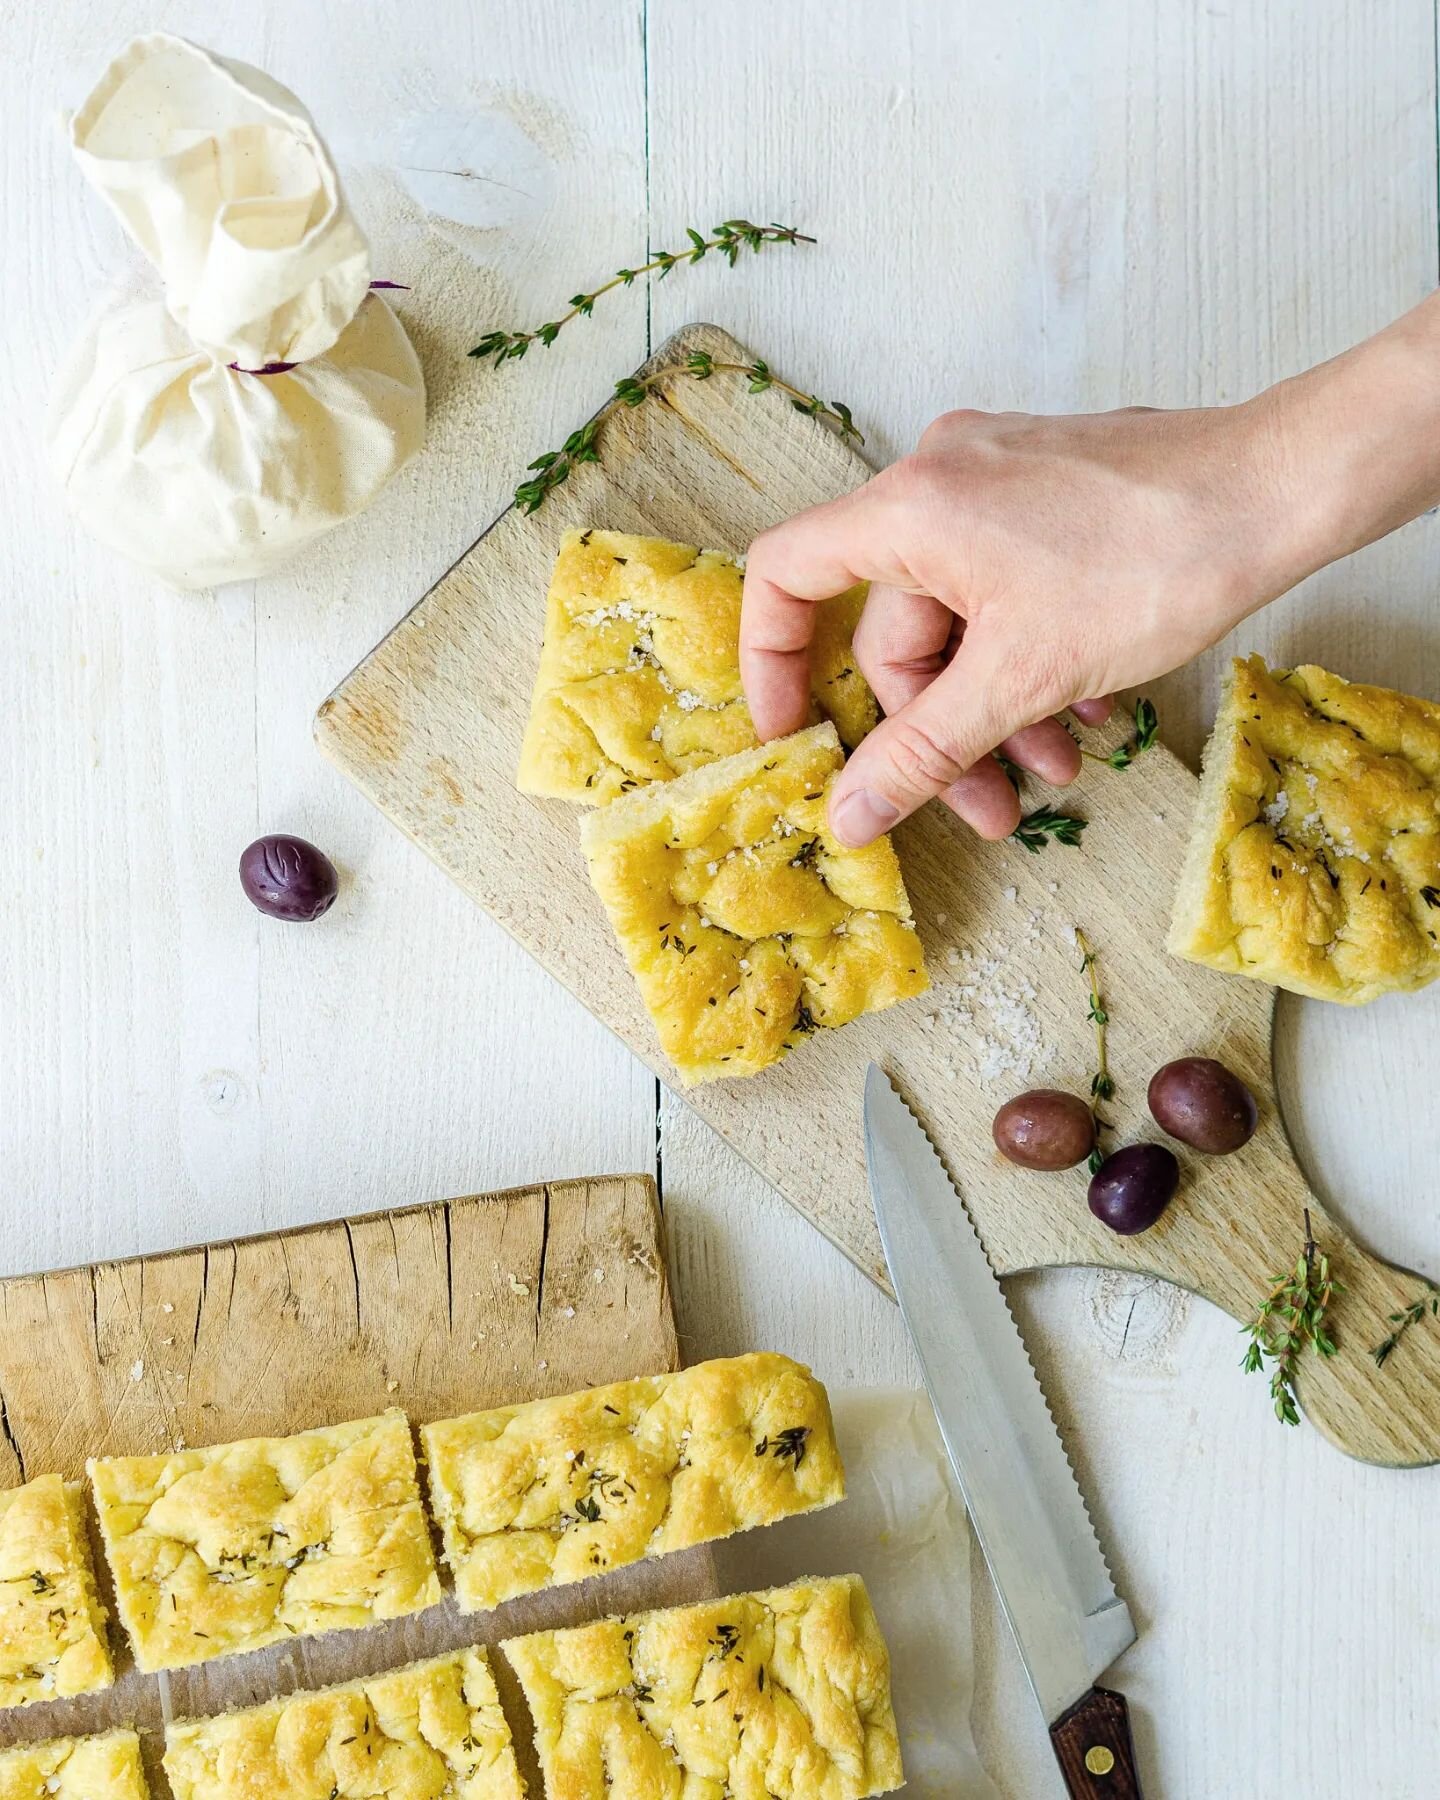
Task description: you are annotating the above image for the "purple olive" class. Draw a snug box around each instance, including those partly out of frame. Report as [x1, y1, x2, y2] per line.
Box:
[992, 1090, 1095, 1171]
[1148, 1057, 1258, 1154]
[1087, 1143, 1180, 1236]
[239, 835, 339, 922]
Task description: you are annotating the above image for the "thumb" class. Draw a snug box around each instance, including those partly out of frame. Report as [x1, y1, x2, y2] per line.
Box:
[828, 633, 1040, 846]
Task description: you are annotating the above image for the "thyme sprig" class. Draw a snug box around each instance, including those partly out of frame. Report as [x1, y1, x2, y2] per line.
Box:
[514, 350, 862, 514]
[1241, 1211, 1342, 1426]
[1074, 929, 1111, 1173]
[1081, 697, 1159, 770]
[1372, 1282, 1440, 1368]
[1012, 805, 1087, 854]
[470, 220, 814, 364]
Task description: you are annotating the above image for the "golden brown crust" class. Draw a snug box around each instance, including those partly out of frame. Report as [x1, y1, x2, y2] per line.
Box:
[517, 529, 876, 803]
[423, 1352, 845, 1612]
[580, 723, 927, 1082]
[0, 1473, 113, 1707]
[0, 1730, 148, 1800]
[1168, 655, 1440, 1003]
[163, 1648, 523, 1800]
[502, 1573, 903, 1800]
[88, 1410, 439, 1673]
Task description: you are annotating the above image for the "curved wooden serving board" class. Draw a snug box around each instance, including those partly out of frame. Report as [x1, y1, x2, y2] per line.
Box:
[319, 323, 1440, 1468]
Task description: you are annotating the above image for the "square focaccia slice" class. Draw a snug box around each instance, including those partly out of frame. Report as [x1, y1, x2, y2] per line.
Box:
[0, 1471, 113, 1707]
[422, 1351, 844, 1611]
[163, 1648, 522, 1800]
[579, 722, 927, 1083]
[503, 1574, 903, 1800]
[0, 1731, 149, 1800]
[517, 528, 876, 802]
[1169, 654, 1440, 1002]
[88, 1409, 439, 1673]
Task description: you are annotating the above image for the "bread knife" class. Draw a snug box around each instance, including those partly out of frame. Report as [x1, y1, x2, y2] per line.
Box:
[863, 1064, 1144, 1797]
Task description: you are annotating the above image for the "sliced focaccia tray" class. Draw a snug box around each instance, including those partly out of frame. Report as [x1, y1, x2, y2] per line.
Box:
[0, 1175, 711, 1794]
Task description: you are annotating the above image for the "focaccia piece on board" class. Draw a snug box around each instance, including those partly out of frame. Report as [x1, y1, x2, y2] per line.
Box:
[88, 1409, 439, 1672]
[163, 1648, 522, 1800]
[422, 1351, 843, 1611]
[518, 529, 876, 802]
[503, 1573, 903, 1800]
[1169, 654, 1440, 1003]
[0, 1472, 112, 1707]
[0, 1731, 149, 1800]
[580, 722, 927, 1083]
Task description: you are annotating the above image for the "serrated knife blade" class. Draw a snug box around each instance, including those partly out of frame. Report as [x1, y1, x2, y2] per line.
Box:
[864, 1065, 1144, 1796]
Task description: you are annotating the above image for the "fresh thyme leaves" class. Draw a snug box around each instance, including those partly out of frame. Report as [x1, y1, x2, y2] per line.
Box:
[513, 349, 862, 514]
[994, 753, 1023, 792]
[1075, 928, 1112, 1174]
[470, 220, 814, 364]
[1241, 1210, 1342, 1426]
[754, 1425, 810, 1468]
[1011, 804, 1087, 853]
[574, 1494, 602, 1523]
[1372, 1281, 1440, 1368]
[1081, 697, 1159, 771]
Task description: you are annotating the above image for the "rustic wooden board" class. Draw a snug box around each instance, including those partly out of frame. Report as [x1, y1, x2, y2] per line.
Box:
[0, 1175, 710, 1783]
[317, 322, 1440, 1469]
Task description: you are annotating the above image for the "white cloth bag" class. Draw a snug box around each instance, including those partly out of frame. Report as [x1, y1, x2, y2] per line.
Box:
[47, 35, 425, 590]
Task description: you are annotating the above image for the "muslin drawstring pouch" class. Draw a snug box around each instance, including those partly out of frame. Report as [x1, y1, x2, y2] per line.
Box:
[47, 35, 425, 591]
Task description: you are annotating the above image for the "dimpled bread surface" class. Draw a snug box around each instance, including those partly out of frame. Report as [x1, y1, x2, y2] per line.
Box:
[503, 1573, 903, 1800]
[0, 1731, 149, 1800]
[88, 1410, 439, 1672]
[0, 1472, 113, 1707]
[422, 1351, 844, 1611]
[518, 529, 876, 802]
[1169, 654, 1440, 1003]
[163, 1649, 523, 1800]
[579, 722, 927, 1082]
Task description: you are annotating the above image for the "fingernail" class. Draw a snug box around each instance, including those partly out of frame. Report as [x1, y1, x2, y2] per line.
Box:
[830, 788, 900, 847]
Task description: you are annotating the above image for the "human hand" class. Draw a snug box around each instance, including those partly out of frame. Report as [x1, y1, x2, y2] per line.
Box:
[739, 398, 1302, 845]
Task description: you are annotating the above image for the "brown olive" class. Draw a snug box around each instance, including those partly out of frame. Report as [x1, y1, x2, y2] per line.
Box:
[1148, 1057, 1258, 1154]
[992, 1089, 1095, 1171]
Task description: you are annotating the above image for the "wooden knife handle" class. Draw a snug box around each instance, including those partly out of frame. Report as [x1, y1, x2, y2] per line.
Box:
[1049, 1686, 1142, 1797]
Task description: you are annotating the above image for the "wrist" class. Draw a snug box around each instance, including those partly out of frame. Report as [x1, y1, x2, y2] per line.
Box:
[1248, 294, 1440, 591]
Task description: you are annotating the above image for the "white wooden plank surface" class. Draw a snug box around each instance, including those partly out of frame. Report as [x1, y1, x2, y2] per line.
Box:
[645, 1, 1440, 1793]
[2, 0, 1439, 1793]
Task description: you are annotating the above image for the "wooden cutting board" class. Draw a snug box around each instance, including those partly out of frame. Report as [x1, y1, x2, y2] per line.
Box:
[0, 1175, 710, 1785]
[317, 323, 1440, 1469]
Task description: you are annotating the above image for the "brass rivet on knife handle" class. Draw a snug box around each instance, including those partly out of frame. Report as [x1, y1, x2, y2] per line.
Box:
[1050, 1686, 1141, 1797]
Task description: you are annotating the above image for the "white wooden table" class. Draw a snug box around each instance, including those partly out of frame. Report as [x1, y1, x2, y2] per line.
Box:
[4, 3, 1439, 1792]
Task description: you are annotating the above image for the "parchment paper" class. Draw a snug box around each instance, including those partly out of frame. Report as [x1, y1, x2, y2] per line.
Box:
[716, 1388, 1000, 1798]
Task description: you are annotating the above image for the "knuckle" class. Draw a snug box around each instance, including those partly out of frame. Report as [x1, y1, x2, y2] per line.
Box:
[883, 714, 967, 793]
[918, 407, 991, 452]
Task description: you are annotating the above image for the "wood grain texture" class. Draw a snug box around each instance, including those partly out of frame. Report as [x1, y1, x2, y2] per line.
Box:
[6, 0, 1440, 1793]
[0, 1174, 713, 1781]
[1049, 1687, 1142, 1799]
[320, 321, 1440, 1468]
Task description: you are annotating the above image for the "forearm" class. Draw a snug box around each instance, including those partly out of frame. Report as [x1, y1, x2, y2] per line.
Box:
[1258, 291, 1440, 591]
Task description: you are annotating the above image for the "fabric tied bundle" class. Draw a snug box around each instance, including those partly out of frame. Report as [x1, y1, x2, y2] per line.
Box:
[48, 35, 425, 590]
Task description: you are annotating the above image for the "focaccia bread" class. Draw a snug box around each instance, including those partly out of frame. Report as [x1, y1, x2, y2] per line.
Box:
[580, 722, 927, 1082]
[1169, 655, 1440, 1003]
[0, 1471, 112, 1707]
[163, 1648, 522, 1800]
[422, 1351, 844, 1612]
[88, 1409, 439, 1672]
[518, 529, 876, 803]
[0, 1730, 149, 1800]
[502, 1573, 903, 1800]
